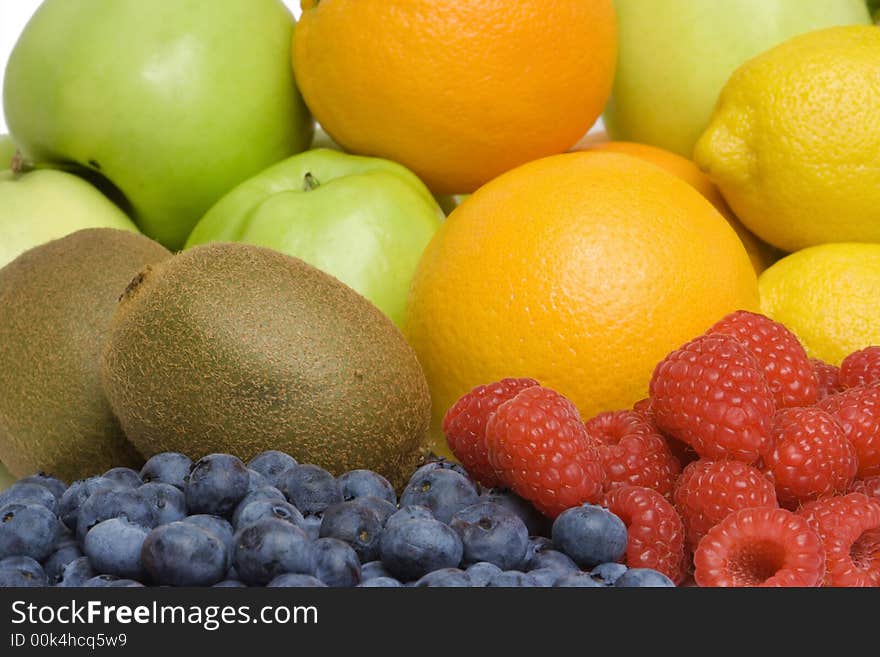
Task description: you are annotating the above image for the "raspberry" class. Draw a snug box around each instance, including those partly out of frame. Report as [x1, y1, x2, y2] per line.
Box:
[585, 410, 681, 499]
[762, 407, 858, 508]
[632, 398, 699, 470]
[484, 386, 605, 517]
[797, 494, 880, 587]
[811, 358, 844, 401]
[850, 476, 880, 499]
[693, 507, 825, 587]
[707, 310, 817, 409]
[649, 333, 775, 463]
[840, 346, 880, 389]
[603, 485, 687, 583]
[442, 377, 539, 487]
[631, 397, 653, 418]
[674, 459, 778, 552]
[819, 384, 880, 477]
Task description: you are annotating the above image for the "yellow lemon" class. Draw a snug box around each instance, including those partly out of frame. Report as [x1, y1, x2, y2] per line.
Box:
[759, 243, 880, 365]
[694, 25, 880, 253]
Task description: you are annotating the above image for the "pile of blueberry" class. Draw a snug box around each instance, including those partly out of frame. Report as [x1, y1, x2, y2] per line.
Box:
[0, 452, 674, 587]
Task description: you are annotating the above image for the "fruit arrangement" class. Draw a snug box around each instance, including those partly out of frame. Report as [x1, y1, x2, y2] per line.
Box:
[1, 1, 880, 588]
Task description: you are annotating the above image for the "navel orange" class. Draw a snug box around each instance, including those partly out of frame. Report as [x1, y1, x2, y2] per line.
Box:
[404, 151, 760, 456]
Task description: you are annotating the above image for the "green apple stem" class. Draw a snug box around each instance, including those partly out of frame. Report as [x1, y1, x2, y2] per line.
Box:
[10, 150, 25, 175]
[303, 172, 321, 191]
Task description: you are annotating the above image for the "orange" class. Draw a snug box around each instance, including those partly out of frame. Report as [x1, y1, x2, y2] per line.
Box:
[404, 151, 760, 456]
[583, 141, 782, 273]
[292, 0, 617, 194]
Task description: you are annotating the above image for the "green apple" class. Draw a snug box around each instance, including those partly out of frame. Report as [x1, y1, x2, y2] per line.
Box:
[0, 168, 137, 270]
[604, 0, 871, 157]
[186, 149, 443, 326]
[309, 125, 465, 218]
[3, 0, 312, 250]
[0, 135, 17, 170]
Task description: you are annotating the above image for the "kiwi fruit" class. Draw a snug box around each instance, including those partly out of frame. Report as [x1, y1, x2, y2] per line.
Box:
[0, 462, 14, 491]
[100, 242, 431, 485]
[0, 228, 171, 480]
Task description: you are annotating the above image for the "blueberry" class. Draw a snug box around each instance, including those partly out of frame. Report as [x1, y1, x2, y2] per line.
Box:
[103, 467, 143, 488]
[555, 572, 604, 587]
[1, 570, 44, 588]
[357, 576, 403, 587]
[400, 468, 479, 524]
[57, 557, 95, 587]
[17, 474, 67, 501]
[43, 542, 84, 584]
[351, 496, 397, 526]
[137, 483, 187, 525]
[523, 536, 554, 568]
[319, 499, 387, 562]
[182, 515, 234, 561]
[487, 570, 538, 587]
[185, 454, 250, 518]
[384, 505, 433, 533]
[58, 476, 123, 530]
[231, 486, 286, 526]
[411, 459, 473, 483]
[233, 518, 316, 586]
[0, 556, 46, 587]
[481, 489, 550, 536]
[379, 517, 462, 582]
[247, 451, 297, 488]
[313, 537, 361, 587]
[0, 482, 58, 513]
[360, 560, 393, 581]
[0, 503, 62, 560]
[84, 518, 149, 580]
[140, 453, 192, 490]
[105, 579, 145, 587]
[300, 514, 322, 541]
[450, 501, 529, 570]
[247, 469, 269, 491]
[51, 526, 77, 552]
[267, 573, 327, 587]
[83, 575, 121, 587]
[213, 580, 247, 588]
[591, 562, 628, 586]
[76, 488, 158, 541]
[528, 550, 580, 574]
[528, 567, 564, 587]
[142, 522, 228, 586]
[337, 470, 397, 505]
[236, 500, 305, 532]
[551, 504, 628, 568]
[414, 568, 471, 587]
[277, 464, 342, 517]
[465, 561, 503, 587]
[527, 550, 580, 576]
[614, 568, 675, 587]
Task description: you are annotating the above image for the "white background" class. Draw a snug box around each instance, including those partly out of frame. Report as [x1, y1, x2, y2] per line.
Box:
[0, 0, 304, 133]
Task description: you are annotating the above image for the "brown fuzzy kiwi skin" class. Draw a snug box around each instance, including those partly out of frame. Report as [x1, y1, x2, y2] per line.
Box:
[101, 243, 432, 487]
[0, 228, 171, 481]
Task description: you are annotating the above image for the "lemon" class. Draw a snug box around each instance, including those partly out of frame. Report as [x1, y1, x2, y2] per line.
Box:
[759, 243, 880, 365]
[694, 26, 880, 253]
